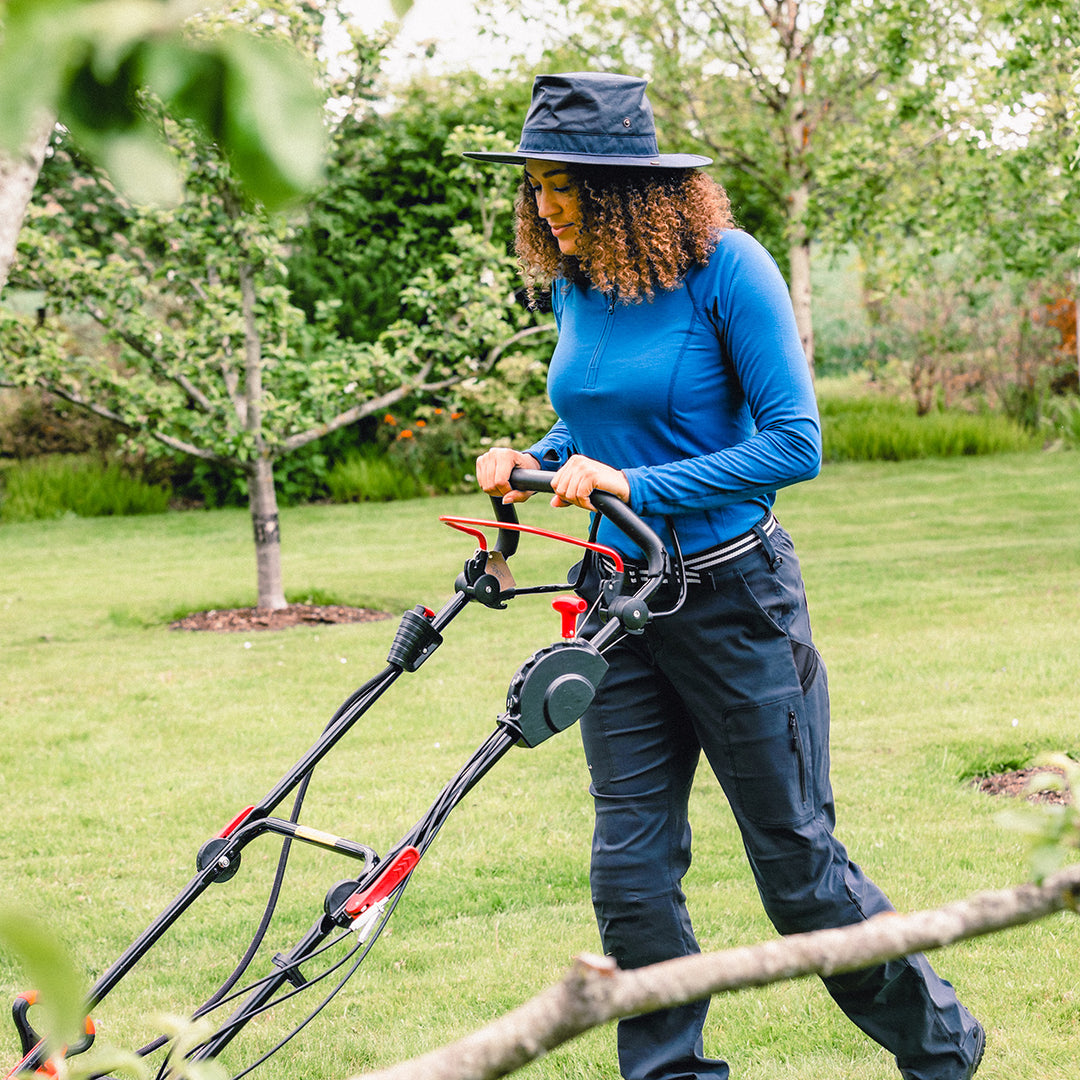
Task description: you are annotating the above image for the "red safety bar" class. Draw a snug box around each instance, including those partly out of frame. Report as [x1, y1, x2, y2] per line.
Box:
[439, 516, 625, 572]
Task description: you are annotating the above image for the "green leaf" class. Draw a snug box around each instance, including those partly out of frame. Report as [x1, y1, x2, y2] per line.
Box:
[218, 31, 327, 209]
[142, 40, 229, 139]
[0, 0, 76, 148]
[0, 905, 88, 1052]
[99, 129, 185, 207]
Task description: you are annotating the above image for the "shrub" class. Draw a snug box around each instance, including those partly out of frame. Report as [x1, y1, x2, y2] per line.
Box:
[325, 448, 424, 503]
[0, 455, 171, 522]
[0, 387, 123, 459]
[855, 261, 1069, 426]
[376, 407, 479, 494]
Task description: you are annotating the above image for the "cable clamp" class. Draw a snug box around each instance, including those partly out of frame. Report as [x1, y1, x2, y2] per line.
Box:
[349, 899, 387, 943]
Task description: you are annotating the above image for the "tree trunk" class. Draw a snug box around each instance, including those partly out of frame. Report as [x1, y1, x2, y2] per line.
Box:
[781, 0, 814, 376]
[0, 115, 53, 294]
[239, 260, 286, 610]
[786, 202, 815, 373]
[248, 455, 287, 611]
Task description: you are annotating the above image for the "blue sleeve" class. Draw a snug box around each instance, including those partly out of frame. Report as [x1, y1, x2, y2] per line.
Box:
[624, 233, 821, 516]
[528, 420, 578, 469]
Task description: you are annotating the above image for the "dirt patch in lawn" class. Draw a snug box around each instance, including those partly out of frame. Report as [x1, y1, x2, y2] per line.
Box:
[972, 766, 1070, 805]
[170, 603, 391, 633]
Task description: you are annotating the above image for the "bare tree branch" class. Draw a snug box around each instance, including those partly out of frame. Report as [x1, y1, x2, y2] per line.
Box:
[352, 863, 1080, 1080]
[79, 303, 218, 416]
[31, 378, 225, 462]
[279, 324, 556, 456]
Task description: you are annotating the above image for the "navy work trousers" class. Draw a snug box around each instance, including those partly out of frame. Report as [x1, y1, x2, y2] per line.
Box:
[576, 523, 981, 1080]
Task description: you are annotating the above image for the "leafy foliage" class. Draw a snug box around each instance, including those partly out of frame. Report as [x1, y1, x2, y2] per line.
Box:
[0, 51, 550, 603]
[325, 446, 425, 502]
[1042, 395, 1080, 449]
[857, 259, 1073, 424]
[0, 908, 87, 1059]
[0, 0, 327, 209]
[818, 0, 1080, 309]
[287, 72, 533, 343]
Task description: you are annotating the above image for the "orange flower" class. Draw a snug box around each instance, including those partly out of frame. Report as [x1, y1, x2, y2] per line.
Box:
[434, 408, 444, 415]
[416, 419, 427, 427]
[451, 411, 465, 420]
[398, 429, 414, 440]
[384, 413, 397, 425]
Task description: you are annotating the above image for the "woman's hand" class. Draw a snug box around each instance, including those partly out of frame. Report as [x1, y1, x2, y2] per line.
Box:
[550, 455, 630, 511]
[474, 448, 541, 504]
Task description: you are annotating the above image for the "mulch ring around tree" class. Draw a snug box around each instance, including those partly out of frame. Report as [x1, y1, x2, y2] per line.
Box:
[973, 766, 1071, 805]
[170, 603, 392, 633]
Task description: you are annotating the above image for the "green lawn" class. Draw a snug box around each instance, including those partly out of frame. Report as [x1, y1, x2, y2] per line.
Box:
[1, 452, 1079, 1080]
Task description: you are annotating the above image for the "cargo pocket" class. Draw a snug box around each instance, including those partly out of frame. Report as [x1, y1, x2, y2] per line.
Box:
[721, 694, 813, 827]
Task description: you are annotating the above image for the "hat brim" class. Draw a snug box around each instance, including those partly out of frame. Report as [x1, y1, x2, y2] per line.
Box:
[462, 149, 712, 169]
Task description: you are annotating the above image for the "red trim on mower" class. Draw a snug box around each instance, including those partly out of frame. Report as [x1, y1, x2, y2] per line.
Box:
[439, 516, 625, 571]
[219, 806, 255, 839]
[342, 846, 420, 918]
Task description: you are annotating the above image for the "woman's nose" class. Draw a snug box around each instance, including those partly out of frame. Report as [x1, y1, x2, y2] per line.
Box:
[536, 188, 557, 219]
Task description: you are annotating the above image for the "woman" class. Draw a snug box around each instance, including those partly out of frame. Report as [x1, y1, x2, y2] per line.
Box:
[467, 72, 983, 1080]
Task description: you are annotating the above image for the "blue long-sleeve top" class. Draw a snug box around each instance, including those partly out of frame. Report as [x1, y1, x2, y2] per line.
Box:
[527, 228, 821, 559]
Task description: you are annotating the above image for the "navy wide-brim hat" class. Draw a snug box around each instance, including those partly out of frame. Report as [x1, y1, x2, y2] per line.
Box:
[463, 72, 712, 169]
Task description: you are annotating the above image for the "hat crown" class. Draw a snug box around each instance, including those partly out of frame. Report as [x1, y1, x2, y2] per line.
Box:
[460, 70, 712, 169]
[518, 72, 661, 160]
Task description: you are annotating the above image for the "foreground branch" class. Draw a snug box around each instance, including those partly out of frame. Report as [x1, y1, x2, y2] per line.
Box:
[0, 113, 54, 294]
[353, 863, 1080, 1080]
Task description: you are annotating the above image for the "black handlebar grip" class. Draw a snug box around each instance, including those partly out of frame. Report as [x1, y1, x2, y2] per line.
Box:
[490, 493, 520, 557]
[503, 468, 667, 576]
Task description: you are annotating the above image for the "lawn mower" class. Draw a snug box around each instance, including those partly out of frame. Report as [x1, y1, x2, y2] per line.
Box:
[5, 469, 680, 1080]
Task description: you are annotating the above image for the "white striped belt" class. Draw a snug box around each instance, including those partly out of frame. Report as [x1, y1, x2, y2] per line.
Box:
[600, 512, 779, 587]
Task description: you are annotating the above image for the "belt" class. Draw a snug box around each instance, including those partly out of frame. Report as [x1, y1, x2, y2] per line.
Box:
[600, 513, 779, 588]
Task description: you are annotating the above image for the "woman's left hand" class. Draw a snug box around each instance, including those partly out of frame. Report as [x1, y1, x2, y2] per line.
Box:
[550, 455, 630, 511]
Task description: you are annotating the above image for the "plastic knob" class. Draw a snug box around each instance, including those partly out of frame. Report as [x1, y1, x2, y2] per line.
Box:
[552, 595, 587, 638]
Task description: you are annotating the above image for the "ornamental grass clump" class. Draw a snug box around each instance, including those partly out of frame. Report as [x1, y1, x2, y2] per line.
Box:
[820, 396, 1038, 462]
[0, 454, 170, 522]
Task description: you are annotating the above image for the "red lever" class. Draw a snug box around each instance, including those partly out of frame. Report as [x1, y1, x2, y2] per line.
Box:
[552, 596, 587, 639]
[343, 846, 420, 917]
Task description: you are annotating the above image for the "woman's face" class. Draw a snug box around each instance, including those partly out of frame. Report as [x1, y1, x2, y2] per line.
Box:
[524, 158, 582, 255]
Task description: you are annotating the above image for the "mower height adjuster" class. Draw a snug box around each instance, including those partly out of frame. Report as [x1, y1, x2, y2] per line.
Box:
[387, 606, 443, 672]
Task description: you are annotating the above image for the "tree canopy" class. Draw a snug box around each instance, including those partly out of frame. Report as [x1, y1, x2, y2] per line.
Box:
[0, 13, 551, 609]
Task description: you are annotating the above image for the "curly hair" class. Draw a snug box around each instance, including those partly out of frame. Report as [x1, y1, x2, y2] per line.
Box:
[514, 165, 734, 304]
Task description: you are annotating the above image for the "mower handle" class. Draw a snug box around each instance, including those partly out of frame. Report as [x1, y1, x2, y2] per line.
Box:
[492, 468, 667, 579]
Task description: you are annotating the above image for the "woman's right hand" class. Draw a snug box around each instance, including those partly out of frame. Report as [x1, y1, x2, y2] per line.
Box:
[474, 448, 540, 504]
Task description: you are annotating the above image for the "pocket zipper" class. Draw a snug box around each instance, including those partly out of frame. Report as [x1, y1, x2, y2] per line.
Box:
[788, 709, 807, 803]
